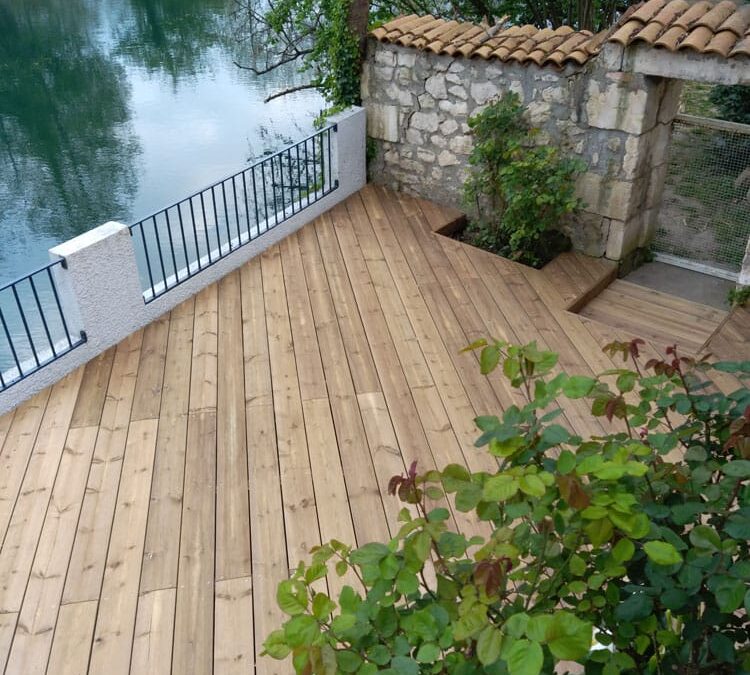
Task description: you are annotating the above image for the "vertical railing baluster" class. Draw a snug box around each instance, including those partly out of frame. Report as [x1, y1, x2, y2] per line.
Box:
[0, 306, 22, 379]
[221, 182, 232, 251]
[286, 148, 295, 215]
[151, 215, 168, 296]
[163, 210, 178, 286]
[188, 198, 203, 271]
[258, 163, 268, 233]
[11, 285, 40, 368]
[327, 128, 333, 190]
[232, 176, 242, 244]
[47, 265, 73, 349]
[199, 192, 212, 263]
[29, 275, 56, 358]
[210, 186, 222, 253]
[175, 204, 190, 274]
[278, 155, 285, 222]
[304, 138, 311, 207]
[138, 223, 157, 297]
[241, 172, 251, 243]
[295, 142, 302, 210]
[312, 133, 319, 195]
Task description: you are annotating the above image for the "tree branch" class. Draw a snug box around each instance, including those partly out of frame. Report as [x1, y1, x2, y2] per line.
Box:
[264, 83, 318, 102]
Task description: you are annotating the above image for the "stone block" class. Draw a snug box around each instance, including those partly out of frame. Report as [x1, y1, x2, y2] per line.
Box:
[585, 72, 660, 135]
[405, 128, 423, 145]
[449, 135, 473, 154]
[368, 104, 400, 142]
[470, 81, 500, 105]
[541, 86, 567, 104]
[410, 111, 439, 132]
[576, 172, 644, 221]
[374, 65, 394, 81]
[658, 79, 683, 124]
[438, 150, 459, 166]
[375, 49, 396, 66]
[440, 119, 459, 135]
[398, 50, 416, 68]
[449, 85, 468, 100]
[431, 134, 447, 148]
[385, 82, 414, 106]
[605, 216, 643, 261]
[526, 100, 551, 126]
[439, 100, 468, 115]
[426, 73, 448, 99]
[646, 162, 669, 209]
[569, 212, 610, 257]
[418, 93, 436, 109]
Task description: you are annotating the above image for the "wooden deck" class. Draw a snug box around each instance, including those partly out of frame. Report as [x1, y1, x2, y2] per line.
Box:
[0, 185, 747, 675]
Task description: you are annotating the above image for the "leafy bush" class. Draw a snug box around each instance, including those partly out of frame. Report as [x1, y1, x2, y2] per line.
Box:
[263, 338, 750, 674]
[462, 92, 585, 268]
[710, 85, 750, 126]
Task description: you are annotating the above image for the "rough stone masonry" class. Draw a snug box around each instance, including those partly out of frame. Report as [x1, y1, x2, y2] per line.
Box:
[362, 39, 685, 264]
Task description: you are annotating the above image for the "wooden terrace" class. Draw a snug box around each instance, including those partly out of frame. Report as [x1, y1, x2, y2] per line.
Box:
[0, 186, 747, 674]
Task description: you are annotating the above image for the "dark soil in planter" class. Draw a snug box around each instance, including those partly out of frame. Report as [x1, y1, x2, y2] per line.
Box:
[450, 219, 572, 270]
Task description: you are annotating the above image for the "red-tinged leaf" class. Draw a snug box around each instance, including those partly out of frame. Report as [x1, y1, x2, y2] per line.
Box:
[557, 474, 590, 509]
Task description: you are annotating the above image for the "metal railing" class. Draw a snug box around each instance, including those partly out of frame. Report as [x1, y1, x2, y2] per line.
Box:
[0, 260, 86, 392]
[130, 124, 338, 302]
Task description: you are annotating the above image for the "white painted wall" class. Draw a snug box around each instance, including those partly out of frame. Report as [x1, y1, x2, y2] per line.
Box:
[0, 106, 366, 415]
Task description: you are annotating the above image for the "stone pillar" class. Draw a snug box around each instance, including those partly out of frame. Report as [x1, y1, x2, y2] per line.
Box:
[576, 43, 683, 266]
[739, 236, 750, 287]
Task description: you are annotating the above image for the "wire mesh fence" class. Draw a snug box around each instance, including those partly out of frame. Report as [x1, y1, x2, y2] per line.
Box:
[654, 113, 750, 278]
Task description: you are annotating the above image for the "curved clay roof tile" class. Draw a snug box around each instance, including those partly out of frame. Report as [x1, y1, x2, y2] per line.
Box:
[678, 24, 716, 49]
[704, 29, 740, 55]
[654, 25, 688, 49]
[673, 1, 714, 29]
[716, 3, 750, 35]
[650, 0, 692, 27]
[694, 0, 738, 30]
[729, 34, 750, 55]
[633, 21, 667, 42]
[630, 0, 670, 23]
[610, 19, 646, 44]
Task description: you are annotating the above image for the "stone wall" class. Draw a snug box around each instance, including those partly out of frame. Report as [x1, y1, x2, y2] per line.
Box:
[362, 40, 683, 263]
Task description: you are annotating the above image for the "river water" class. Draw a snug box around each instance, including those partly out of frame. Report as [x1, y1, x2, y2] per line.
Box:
[0, 0, 322, 286]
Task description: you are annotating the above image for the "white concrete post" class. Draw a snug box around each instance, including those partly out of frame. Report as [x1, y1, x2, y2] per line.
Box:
[0, 106, 367, 415]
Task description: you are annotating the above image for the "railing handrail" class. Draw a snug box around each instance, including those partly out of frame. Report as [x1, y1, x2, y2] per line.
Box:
[129, 122, 338, 229]
[0, 257, 65, 295]
[675, 113, 750, 135]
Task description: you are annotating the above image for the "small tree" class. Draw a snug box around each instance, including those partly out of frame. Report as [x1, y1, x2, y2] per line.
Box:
[462, 92, 585, 268]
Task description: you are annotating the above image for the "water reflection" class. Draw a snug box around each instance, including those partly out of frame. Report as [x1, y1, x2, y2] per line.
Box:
[0, 0, 321, 285]
[0, 0, 138, 247]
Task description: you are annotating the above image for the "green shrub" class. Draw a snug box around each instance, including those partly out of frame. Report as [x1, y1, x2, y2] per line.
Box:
[263, 337, 750, 674]
[709, 85, 750, 126]
[462, 92, 585, 268]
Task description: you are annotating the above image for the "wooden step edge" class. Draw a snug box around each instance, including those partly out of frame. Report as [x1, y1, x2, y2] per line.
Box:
[699, 305, 744, 356]
[431, 211, 467, 236]
[565, 258, 618, 313]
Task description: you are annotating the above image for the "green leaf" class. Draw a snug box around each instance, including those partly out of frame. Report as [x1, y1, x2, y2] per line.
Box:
[541, 424, 570, 445]
[455, 482, 483, 512]
[416, 643, 441, 663]
[713, 576, 746, 613]
[337, 650, 363, 673]
[612, 538, 635, 563]
[350, 542, 390, 566]
[616, 371, 636, 393]
[366, 645, 391, 666]
[519, 474, 545, 497]
[643, 541, 683, 566]
[477, 625, 504, 666]
[709, 633, 735, 663]
[546, 612, 592, 661]
[615, 593, 653, 622]
[262, 629, 291, 659]
[723, 460, 750, 477]
[556, 450, 576, 475]
[569, 554, 586, 576]
[331, 614, 357, 634]
[525, 615, 553, 643]
[689, 525, 721, 551]
[562, 376, 596, 399]
[481, 345, 501, 374]
[483, 474, 520, 501]
[277, 580, 307, 616]
[585, 518, 613, 546]
[312, 593, 335, 620]
[506, 639, 543, 675]
[438, 532, 468, 557]
[284, 615, 320, 647]
[391, 655, 420, 675]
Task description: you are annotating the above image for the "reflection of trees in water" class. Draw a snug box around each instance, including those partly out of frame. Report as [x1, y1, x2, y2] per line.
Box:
[115, 0, 231, 83]
[0, 0, 139, 245]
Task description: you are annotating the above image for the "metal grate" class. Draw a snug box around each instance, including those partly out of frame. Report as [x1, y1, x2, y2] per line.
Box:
[654, 113, 750, 280]
[130, 125, 338, 302]
[0, 260, 86, 391]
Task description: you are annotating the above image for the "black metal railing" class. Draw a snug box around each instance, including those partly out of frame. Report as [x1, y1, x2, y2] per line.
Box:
[0, 260, 87, 392]
[130, 124, 338, 302]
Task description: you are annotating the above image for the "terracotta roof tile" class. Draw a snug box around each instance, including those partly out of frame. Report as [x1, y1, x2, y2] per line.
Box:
[370, 2, 750, 68]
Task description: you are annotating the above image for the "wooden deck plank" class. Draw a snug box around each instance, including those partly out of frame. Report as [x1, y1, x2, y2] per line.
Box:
[89, 418, 159, 675]
[261, 246, 321, 568]
[130, 314, 170, 421]
[131, 588, 177, 675]
[0, 613, 16, 673]
[70, 348, 115, 429]
[5, 425, 97, 675]
[63, 331, 143, 604]
[216, 271, 252, 581]
[0, 389, 50, 541]
[240, 259, 287, 674]
[297, 223, 390, 546]
[46, 601, 97, 675]
[214, 576, 254, 675]
[0, 369, 83, 614]
[173, 284, 219, 675]
[140, 298, 194, 594]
